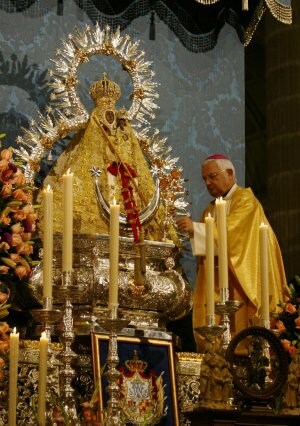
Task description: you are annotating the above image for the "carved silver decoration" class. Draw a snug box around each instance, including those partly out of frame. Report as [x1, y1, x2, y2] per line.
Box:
[31, 233, 193, 330]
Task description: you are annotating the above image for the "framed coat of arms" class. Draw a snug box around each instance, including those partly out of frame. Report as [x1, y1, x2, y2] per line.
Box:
[91, 333, 179, 425]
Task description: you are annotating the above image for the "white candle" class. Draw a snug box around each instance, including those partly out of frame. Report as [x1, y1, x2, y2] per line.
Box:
[205, 213, 215, 321]
[259, 222, 269, 321]
[62, 169, 73, 272]
[42, 185, 53, 299]
[37, 331, 49, 426]
[109, 200, 120, 307]
[216, 197, 228, 290]
[8, 328, 19, 426]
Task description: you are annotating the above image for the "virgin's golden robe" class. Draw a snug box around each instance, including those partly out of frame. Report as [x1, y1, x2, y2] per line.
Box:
[40, 107, 178, 243]
[193, 186, 289, 348]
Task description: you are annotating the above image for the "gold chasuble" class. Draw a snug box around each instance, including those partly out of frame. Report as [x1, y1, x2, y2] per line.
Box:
[193, 186, 289, 350]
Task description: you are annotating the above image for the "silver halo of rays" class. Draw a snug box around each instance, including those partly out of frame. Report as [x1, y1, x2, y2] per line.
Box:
[14, 23, 189, 224]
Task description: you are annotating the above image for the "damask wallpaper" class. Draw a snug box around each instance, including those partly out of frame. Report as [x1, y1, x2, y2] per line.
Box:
[0, 1, 244, 285]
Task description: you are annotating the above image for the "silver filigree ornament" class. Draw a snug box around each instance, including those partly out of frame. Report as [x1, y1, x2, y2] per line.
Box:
[14, 22, 189, 223]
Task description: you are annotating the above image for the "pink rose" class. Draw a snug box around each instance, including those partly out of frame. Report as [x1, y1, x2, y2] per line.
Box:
[285, 302, 297, 314]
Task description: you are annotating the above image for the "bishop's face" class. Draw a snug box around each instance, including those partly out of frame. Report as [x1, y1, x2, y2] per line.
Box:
[202, 161, 235, 198]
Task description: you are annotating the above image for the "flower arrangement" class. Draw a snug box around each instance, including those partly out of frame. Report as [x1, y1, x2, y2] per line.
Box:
[272, 275, 300, 358]
[0, 146, 39, 313]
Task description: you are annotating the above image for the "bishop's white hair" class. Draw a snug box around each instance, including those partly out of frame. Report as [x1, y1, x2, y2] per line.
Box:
[202, 157, 236, 179]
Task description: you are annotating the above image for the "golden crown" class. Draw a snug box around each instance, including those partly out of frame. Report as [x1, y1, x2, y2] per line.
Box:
[125, 350, 148, 373]
[89, 73, 121, 105]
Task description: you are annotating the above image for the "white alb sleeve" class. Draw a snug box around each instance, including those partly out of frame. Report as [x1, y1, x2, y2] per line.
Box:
[190, 222, 206, 256]
[191, 221, 218, 256]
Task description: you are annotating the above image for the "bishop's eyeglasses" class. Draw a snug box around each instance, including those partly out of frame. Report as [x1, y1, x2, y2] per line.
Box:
[202, 169, 226, 183]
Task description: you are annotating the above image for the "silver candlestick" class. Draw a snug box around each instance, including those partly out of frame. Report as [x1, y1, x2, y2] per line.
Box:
[54, 271, 83, 426]
[216, 288, 243, 350]
[97, 303, 129, 426]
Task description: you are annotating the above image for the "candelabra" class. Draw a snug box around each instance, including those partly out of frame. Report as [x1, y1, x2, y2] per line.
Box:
[97, 304, 129, 426]
[215, 288, 243, 350]
[194, 318, 225, 348]
[54, 271, 83, 426]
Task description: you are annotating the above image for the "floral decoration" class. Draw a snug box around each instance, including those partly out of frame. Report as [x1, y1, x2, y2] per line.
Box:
[0, 322, 10, 381]
[0, 147, 39, 311]
[272, 275, 300, 358]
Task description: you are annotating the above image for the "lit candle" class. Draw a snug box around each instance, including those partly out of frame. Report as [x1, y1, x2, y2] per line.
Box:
[109, 199, 120, 307]
[205, 213, 215, 321]
[216, 197, 228, 290]
[37, 331, 49, 426]
[62, 169, 73, 272]
[8, 327, 19, 426]
[259, 222, 269, 321]
[42, 185, 53, 299]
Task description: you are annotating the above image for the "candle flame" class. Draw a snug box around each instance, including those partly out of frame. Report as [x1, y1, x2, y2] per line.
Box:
[41, 331, 47, 339]
[46, 184, 52, 191]
[112, 196, 117, 206]
[208, 212, 211, 218]
[66, 168, 72, 175]
[13, 327, 16, 333]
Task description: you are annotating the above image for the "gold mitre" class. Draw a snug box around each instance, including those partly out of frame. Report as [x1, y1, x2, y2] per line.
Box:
[89, 73, 121, 106]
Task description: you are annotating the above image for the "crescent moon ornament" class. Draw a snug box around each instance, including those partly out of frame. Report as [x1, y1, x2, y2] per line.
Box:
[91, 167, 160, 229]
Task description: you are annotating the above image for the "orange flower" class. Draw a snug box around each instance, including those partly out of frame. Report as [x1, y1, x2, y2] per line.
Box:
[15, 264, 30, 279]
[0, 183, 12, 198]
[0, 323, 9, 336]
[294, 316, 300, 327]
[0, 265, 9, 274]
[11, 233, 23, 247]
[281, 339, 291, 350]
[17, 243, 33, 256]
[0, 340, 9, 352]
[284, 302, 297, 314]
[0, 291, 9, 305]
[0, 159, 9, 171]
[12, 189, 31, 203]
[11, 222, 24, 234]
[276, 320, 286, 330]
[11, 169, 25, 185]
[288, 346, 297, 357]
[0, 149, 12, 161]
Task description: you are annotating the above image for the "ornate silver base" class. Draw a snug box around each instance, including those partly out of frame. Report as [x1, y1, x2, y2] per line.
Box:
[215, 299, 243, 350]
